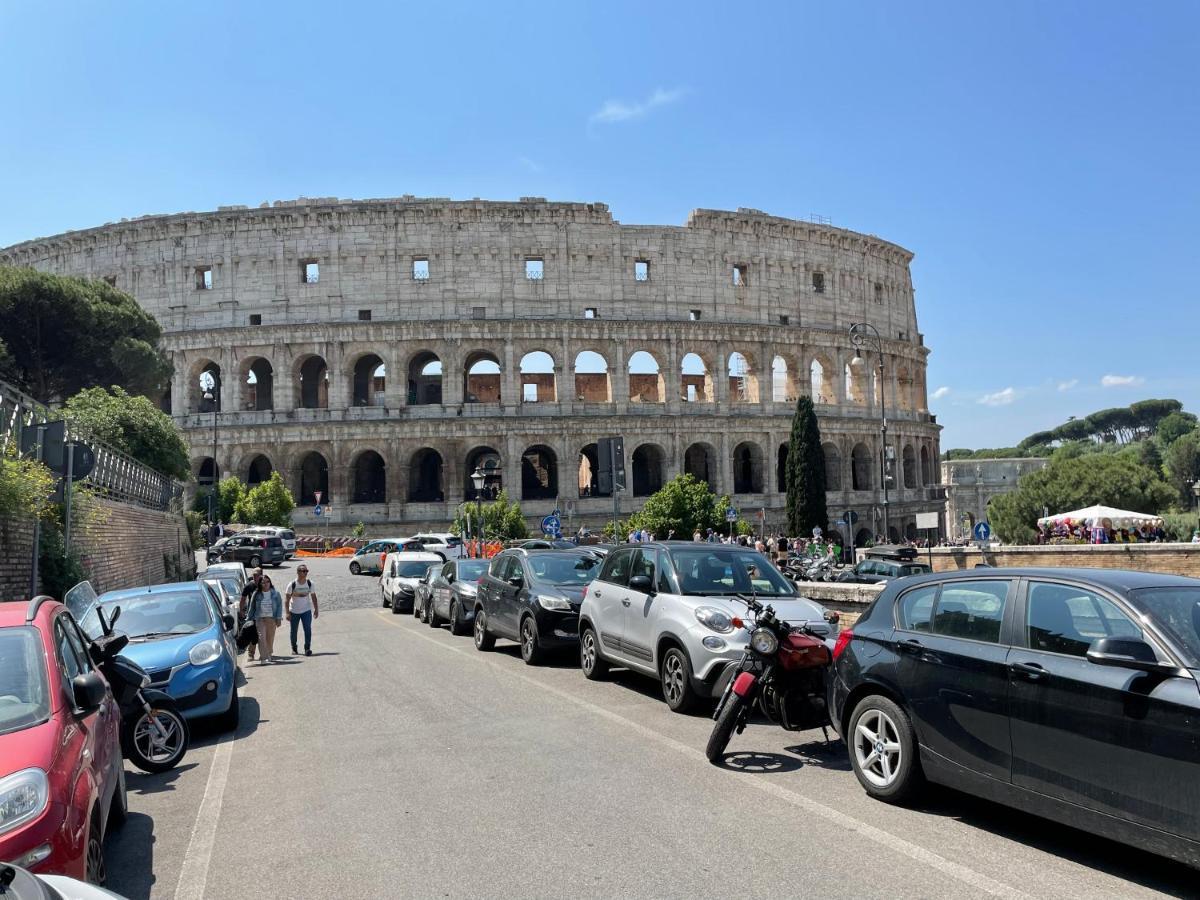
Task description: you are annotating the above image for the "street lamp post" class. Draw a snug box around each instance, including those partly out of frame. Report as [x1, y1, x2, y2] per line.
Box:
[849, 323, 890, 541]
[202, 388, 219, 533]
[1192, 480, 1200, 534]
[471, 466, 486, 557]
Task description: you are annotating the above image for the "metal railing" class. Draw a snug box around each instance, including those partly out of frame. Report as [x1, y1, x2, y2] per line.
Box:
[0, 378, 182, 511]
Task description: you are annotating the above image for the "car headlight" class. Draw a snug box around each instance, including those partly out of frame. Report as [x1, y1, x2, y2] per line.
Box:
[750, 628, 779, 655]
[0, 768, 49, 836]
[188, 639, 223, 666]
[460, 584, 477, 596]
[536, 594, 572, 611]
[695, 606, 734, 633]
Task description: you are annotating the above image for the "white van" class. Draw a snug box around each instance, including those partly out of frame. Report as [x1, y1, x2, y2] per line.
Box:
[380, 551, 444, 612]
[239, 526, 298, 558]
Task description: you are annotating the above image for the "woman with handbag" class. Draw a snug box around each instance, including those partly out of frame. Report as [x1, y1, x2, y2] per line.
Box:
[248, 574, 284, 663]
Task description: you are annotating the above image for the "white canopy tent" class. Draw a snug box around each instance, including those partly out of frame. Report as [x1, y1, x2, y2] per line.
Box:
[1037, 504, 1164, 529]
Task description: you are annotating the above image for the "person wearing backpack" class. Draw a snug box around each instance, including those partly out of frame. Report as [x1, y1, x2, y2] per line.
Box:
[285, 565, 319, 656]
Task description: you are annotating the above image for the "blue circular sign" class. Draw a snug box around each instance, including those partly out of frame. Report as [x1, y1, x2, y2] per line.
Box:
[541, 514, 561, 534]
[725, 507, 738, 522]
[313, 504, 323, 517]
[972, 521, 991, 541]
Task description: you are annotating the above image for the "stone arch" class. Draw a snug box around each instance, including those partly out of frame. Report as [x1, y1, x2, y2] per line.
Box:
[823, 442, 842, 491]
[776, 443, 788, 493]
[920, 445, 934, 486]
[350, 449, 387, 503]
[190, 359, 222, 412]
[826, 529, 844, 548]
[195, 456, 220, 487]
[578, 442, 604, 497]
[407, 351, 443, 405]
[810, 355, 833, 404]
[771, 355, 794, 403]
[519, 351, 557, 403]
[573, 351, 610, 403]
[680, 352, 714, 403]
[521, 444, 559, 500]
[628, 350, 664, 403]
[905, 521, 918, 542]
[351, 353, 386, 407]
[684, 442, 717, 490]
[297, 451, 330, 505]
[464, 351, 502, 404]
[465, 445, 503, 498]
[246, 454, 273, 487]
[903, 444, 917, 489]
[727, 351, 760, 403]
[851, 442, 873, 491]
[855, 527, 873, 548]
[732, 441, 764, 494]
[845, 358, 868, 405]
[295, 354, 329, 409]
[408, 448, 444, 502]
[631, 443, 666, 496]
[238, 356, 274, 411]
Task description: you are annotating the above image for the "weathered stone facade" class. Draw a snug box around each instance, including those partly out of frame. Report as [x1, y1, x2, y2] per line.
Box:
[941, 457, 1049, 539]
[1, 197, 942, 537]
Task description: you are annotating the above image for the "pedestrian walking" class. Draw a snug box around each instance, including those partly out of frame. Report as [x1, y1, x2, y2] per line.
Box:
[285, 565, 319, 656]
[249, 574, 283, 663]
[238, 568, 264, 660]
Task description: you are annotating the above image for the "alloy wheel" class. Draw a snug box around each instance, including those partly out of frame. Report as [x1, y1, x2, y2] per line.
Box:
[853, 708, 903, 788]
[86, 825, 106, 884]
[474, 613, 486, 646]
[134, 710, 184, 764]
[663, 652, 685, 705]
[581, 631, 597, 673]
[521, 620, 535, 658]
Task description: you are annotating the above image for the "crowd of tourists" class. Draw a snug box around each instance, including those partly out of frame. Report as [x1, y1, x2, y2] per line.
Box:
[1036, 520, 1169, 545]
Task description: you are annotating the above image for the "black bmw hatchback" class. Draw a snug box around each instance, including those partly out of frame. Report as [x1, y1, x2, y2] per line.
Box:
[829, 567, 1200, 868]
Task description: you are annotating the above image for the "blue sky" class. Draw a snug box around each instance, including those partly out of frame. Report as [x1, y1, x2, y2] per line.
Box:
[1, 0, 1196, 449]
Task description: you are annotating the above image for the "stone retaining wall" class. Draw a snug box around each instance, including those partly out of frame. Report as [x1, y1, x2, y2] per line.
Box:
[929, 543, 1200, 578]
[793, 581, 884, 626]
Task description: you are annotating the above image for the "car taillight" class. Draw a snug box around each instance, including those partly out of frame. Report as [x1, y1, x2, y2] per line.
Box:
[832, 629, 854, 661]
[582, 584, 588, 600]
[260, 539, 267, 548]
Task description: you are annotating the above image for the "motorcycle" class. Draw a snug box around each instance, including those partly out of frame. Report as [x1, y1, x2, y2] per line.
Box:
[785, 554, 839, 583]
[64, 582, 190, 774]
[706, 593, 832, 763]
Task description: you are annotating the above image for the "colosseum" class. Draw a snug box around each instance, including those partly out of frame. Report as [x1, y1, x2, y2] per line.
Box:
[0, 197, 943, 542]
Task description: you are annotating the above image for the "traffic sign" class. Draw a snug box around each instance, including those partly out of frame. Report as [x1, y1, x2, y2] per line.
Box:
[973, 521, 991, 542]
[313, 504, 323, 517]
[725, 507, 738, 523]
[314, 491, 323, 504]
[844, 510, 859, 525]
[541, 514, 561, 535]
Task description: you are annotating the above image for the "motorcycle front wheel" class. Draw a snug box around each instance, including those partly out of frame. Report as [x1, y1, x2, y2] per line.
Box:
[706, 691, 749, 763]
[123, 703, 190, 773]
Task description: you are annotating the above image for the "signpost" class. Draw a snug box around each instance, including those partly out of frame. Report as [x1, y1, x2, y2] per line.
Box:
[725, 506, 738, 539]
[972, 521, 991, 544]
[916, 511, 940, 568]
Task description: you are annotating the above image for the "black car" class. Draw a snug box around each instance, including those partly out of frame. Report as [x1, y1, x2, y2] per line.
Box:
[216, 534, 286, 568]
[836, 557, 931, 584]
[473, 549, 602, 664]
[426, 558, 491, 635]
[829, 567, 1200, 868]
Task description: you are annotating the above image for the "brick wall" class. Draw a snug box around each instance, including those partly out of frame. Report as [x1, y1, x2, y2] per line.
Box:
[928, 544, 1200, 578]
[0, 515, 36, 602]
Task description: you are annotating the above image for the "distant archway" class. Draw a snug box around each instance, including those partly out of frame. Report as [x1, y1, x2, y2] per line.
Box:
[903, 445, 917, 489]
[628, 351, 664, 403]
[297, 356, 329, 409]
[776, 444, 788, 493]
[464, 352, 501, 404]
[733, 441, 764, 494]
[408, 448, 444, 502]
[351, 450, 386, 503]
[246, 455, 272, 487]
[681, 353, 713, 403]
[465, 446, 502, 498]
[684, 442, 716, 490]
[519, 351, 556, 403]
[573, 352, 610, 403]
[241, 358, 274, 411]
[823, 443, 842, 491]
[727, 352, 759, 403]
[352, 354, 386, 407]
[521, 445, 558, 500]
[298, 452, 329, 505]
[631, 443, 665, 496]
[407, 352, 443, 405]
[578, 443, 603, 497]
[851, 443, 873, 491]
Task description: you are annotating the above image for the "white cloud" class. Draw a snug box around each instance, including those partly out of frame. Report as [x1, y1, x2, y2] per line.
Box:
[931, 386, 951, 400]
[978, 387, 1016, 407]
[1057, 379, 1078, 392]
[517, 156, 542, 173]
[589, 87, 686, 125]
[1101, 374, 1145, 388]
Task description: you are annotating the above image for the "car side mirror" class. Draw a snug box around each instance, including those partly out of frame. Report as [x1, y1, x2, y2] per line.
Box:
[628, 574, 654, 594]
[222, 614, 235, 631]
[72, 672, 106, 713]
[1087, 637, 1175, 674]
[507, 574, 523, 587]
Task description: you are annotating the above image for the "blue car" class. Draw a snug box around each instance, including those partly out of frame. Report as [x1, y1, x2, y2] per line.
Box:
[81, 582, 241, 731]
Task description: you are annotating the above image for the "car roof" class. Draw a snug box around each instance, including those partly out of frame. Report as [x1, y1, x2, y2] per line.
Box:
[384, 551, 443, 561]
[889, 567, 1200, 592]
[98, 581, 209, 603]
[0, 600, 53, 627]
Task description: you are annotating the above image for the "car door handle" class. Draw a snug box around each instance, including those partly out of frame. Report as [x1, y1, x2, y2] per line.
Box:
[898, 638, 923, 653]
[1010, 661, 1049, 681]
[592, 590, 602, 598]
[621, 599, 631, 607]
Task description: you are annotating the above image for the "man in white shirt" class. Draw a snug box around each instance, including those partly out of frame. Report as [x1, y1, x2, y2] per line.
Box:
[285, 565, 320, 656]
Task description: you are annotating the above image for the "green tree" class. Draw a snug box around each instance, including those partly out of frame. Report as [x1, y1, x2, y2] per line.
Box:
[451, 490, 529, 541]
[1129, 399, 1183, 438]
[1163, 431, 1200, 510]
[64, 386, 189, 479]
[1156, 411, 1198, 448]
[0, 267, 172, 402]
[623, 473, 730, 538]
[785, 395, 827, 536]
[216, 476, 246, 523]
[232, 471, 295, 526]
[0, 444, 56, 521]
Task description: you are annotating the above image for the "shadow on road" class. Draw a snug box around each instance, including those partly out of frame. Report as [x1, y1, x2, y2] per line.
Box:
[126, 764, 199, 796]
[104, 811, 156, 900]
[783, 737, 851, 771]
[717, 751, 805, 774]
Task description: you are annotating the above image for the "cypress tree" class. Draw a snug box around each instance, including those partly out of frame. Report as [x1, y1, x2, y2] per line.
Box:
[786, 395, 828, 536]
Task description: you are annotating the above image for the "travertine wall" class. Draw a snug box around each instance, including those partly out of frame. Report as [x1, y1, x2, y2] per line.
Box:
[930, 544, 1200, 578]
[941, 457, 1049, 539]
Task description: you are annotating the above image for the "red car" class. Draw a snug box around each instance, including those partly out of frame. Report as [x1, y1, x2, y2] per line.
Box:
[0, 596, 125, 885]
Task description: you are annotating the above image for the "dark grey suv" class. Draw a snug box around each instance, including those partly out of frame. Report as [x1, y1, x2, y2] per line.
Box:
[426, 558, 491, 634]
[216, 534, 286, 568]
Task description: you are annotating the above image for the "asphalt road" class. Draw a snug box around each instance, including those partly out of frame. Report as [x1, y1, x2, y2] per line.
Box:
[104, 559, 1194, 899]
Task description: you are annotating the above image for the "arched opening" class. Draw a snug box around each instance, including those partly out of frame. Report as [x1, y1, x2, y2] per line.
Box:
[297, 356, 329, 409]
[855, 527, 873, 548]
[578, 443, 598, 497]
[408, 448, 444, 502]
[684, 442, 716, 490]
[888, 525, 901, 544]
[905, 521, 918, 542]
[681, 353, 713, 403]
[241, 358, 274, 411]
[159, 384, 172, 415]
[352, 354, 386, 407]
[573, 351, 610, 403]
[845, 358, 868, 405]
[407, 352, 443, 405]
[196, 457, 220, 489]
[776, 444, 788, 493]
[823, 443, 842, 491]
[727, 352, 759, 403]
[810, 357, 833, 404]
[826, 529, 844, 548]
[519, 351, 556, 404]
[246, 455, 272, 487]
[771, 356, 791, 403]
[628, 351, 664, 403]
[920, 446, 933, 486]
[465, 446, 502, 499]
[351, 450, 386, 503]
[464, 352, 501, 404]
[631, 444, 665, 497]
[851, 443, 873, 491]
[733, 442, 764, 494]
[193, 362, 222, 412]
[521, 445, 558, 500]
[298, 452, 329, 505]
[903, 445, 917, 489]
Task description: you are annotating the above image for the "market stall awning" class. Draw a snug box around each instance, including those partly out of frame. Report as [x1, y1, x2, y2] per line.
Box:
[1037, 505, 1164, 529]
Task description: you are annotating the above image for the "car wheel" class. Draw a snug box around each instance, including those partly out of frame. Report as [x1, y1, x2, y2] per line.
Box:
[218, 685, 240, 732]
[660, 646, 699, 713]
[349, 561, 362, 575]
[428, 599, 443, 628]
[418, 597, 429, 623]
[448, 600, 467, 636]
[848, 694, 922, 803]
[519, 616, 545, 665]
[86, 811, 106, 885]
[412, 595, 422, 619]
[248, 555, 262, 568]
[580, 626, 609, 680]
[473, 608, 495, 651]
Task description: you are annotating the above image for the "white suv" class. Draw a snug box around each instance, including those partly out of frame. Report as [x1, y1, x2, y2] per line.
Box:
[412, 533, 465, 559]
[240, 526, 298, 558]
[578, 542, 833, 712]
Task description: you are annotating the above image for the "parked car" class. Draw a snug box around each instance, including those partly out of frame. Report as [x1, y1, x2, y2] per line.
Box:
[81, 582, 240, 731]
[239, 526, 298, 558]
[412, 563, 443, 621]
[215, 534, 286, 568]
[426, 558, 491, 635]
[511, 539, 577, 550]
[836, 547, 931, 584]
[199, 575, 240, 620]
[578, 543, 834, 712]
[204, 562, 248, 593]
[0, 861, 129, 899]
[0, 597, 125, 885]
[473, 549, 602, 664]
[412, 533, 465, 559]
[379, 551, 445, 611]
[350, 538, 423, 575]
[829, 567, 1200, 869]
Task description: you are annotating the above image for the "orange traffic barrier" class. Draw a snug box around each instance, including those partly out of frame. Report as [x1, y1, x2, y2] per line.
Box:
[296, 546, 358, 558]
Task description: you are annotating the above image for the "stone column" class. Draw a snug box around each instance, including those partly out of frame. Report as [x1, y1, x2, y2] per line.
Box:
[715, 344, 730, 408]
[612, 341, 628, 411]
[503, 433, 521, 500]
[502, 343, 518, 410]
[276, 350, 299, 412]
[718, 431, 732, 496]
[443, 347, 464, 407]
[327, 344, 350, 410]
[383, 347, 403, 409]
[170, 362, 188, 417]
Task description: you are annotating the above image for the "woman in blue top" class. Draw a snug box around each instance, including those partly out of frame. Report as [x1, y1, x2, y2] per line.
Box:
[250, 574, 284, 663]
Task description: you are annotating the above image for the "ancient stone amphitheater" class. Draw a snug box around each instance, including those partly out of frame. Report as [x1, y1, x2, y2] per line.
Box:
[0, 197, 943, 540]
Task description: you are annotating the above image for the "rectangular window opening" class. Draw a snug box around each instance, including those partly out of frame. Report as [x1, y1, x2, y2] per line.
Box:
[523, 383, 538, 403]
[634, 260, 649, 282]
[732, 264, 748, 287]
[472, 306, 486, 320]
[358, 309, 372, 321]
[584, 307, 597, 319]
[525, 258, 544, 280]
[249, 313, 262, 326]
[778, 315, 790, 326]
[689, 309, 702, 321]
[874, 282, 883, 303]
[195, 266, 212, 290]
[413, 258, 430, 281]
[686, 384, 697, 402]
[812, 271, 825, 294]
[302, 260, 319, 284]
[103, 274, 117, 287]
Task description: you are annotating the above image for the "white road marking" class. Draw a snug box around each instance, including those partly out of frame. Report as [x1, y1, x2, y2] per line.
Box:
[378, 610, 1033, 900]
[174, 729, 235, 900]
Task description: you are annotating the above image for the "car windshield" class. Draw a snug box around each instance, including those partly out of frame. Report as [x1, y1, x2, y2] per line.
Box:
[528, 554, 601, 586]
[0, 628, 51, 735]
[670, 548, 797, 596]
[457, 560, 488, 580]
[97, 591, 214, 640]
[397, 562, 434, 577]
[1129, 587, 1200, 666]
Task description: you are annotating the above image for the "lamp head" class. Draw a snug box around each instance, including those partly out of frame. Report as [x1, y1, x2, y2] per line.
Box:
[471, 466, 486, 492]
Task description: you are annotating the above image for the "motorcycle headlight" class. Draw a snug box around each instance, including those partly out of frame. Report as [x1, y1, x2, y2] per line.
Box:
[536, 594, 572, 611]
[188, 639, 223, 666]
[0, 768, 49, 836]
[695, 606, 734, 633]
[750, 628, 779, 655]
